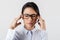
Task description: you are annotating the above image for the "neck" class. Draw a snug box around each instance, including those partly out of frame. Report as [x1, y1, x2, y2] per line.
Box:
[24, 25, 35, 30]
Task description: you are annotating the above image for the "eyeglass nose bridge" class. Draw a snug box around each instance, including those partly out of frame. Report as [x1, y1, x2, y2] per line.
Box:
[28, 15, 33, 19]
[28, 15, 35, 19]
[23, 14, 38, 19]
[29, 15, 33, 17]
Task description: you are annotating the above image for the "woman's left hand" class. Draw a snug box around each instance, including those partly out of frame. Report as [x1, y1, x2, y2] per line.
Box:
[38, 16, 46, 30]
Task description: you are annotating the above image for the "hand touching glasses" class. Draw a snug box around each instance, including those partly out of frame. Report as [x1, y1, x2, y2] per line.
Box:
[9, 15, 22, 30]
[38, 16, 46, 30]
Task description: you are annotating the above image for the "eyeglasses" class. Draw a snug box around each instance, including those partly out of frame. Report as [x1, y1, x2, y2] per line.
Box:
[23, 14, 38, 19]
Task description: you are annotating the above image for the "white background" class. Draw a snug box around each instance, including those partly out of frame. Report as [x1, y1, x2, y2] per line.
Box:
[0, 0, 60, 40]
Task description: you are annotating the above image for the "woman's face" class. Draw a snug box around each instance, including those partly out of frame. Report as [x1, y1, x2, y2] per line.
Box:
[22, 7, 38, 28]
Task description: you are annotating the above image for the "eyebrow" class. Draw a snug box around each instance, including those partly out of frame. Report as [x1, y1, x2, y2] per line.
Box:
[23, 14, 37, 15]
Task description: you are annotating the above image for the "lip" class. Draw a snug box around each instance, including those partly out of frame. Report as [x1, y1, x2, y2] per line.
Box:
[28, 23, 33, 25]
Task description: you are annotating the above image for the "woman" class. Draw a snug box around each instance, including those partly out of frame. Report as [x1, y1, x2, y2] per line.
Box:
[6, 2, 47, 40]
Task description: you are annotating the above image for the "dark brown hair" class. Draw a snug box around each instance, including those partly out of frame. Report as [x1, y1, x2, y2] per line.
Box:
[21, 2, 40, 16]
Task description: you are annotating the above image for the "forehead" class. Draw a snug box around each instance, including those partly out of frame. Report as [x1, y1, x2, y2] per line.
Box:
[23, 7, 37, 14]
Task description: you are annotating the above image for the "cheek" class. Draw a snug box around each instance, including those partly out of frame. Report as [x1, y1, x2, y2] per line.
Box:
[32, 19, 37, 23]
[23, 19, 28, 23]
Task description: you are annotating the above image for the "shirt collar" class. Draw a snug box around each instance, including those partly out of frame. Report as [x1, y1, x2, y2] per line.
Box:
[23, 26, 37, 34]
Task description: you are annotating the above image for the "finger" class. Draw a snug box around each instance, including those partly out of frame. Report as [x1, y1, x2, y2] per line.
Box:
[15, 15, 22, 21]
[37, 16, 44, 24]
[38, 21, 41, 25]
[17, 22, 21, 26]
[40, 16, 43, 20]
[38, 16, 44, 21]
[17, 15, 21, 20]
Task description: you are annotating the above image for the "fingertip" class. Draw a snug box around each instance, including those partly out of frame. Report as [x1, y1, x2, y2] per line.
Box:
[38, 21, 40, 25]
[17, 22, 21, 26]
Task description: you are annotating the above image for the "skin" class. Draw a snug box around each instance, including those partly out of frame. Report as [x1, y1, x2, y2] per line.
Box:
[10, 7, 46, 30]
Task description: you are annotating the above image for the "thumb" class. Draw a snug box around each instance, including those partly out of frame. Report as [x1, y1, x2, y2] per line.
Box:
[38, 21, 41, 26]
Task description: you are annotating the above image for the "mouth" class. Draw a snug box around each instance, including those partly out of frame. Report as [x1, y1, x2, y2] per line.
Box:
[28, 23, 33, 25]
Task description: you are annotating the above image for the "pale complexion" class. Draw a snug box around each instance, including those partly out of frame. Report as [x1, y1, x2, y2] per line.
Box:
[10, 7, 46, 30]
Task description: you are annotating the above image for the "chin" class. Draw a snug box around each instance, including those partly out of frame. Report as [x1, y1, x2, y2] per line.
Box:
[28, 24, 34, 27]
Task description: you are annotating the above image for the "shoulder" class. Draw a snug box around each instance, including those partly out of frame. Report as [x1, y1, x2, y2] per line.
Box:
[35, 29, 47, 37]
[14, 28, 24, 35]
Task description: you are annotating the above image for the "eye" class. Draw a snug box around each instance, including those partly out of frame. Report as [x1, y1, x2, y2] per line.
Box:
[24, 14, 29, 17]
[32, 15, 36, 17]
[25, 15, 29, 17]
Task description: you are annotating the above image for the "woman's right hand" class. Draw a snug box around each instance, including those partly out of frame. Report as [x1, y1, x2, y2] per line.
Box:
[10, 15, 22, 30]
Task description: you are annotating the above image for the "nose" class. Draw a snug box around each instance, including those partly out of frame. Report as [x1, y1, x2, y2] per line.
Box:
[28, 17, 33, 21]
